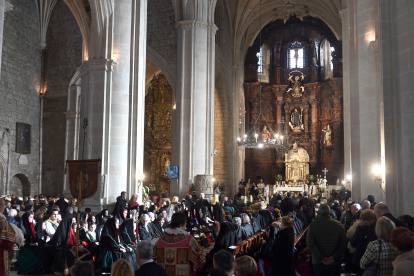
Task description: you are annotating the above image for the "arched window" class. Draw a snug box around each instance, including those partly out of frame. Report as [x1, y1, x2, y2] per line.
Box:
[257, 43, 270, 83]
[288, 42, 305, 69]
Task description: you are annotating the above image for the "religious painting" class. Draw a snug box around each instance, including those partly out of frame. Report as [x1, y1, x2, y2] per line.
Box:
[15, 123, 31, 154]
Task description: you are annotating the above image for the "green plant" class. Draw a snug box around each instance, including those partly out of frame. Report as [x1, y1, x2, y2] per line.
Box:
[142, 185, 150, 202]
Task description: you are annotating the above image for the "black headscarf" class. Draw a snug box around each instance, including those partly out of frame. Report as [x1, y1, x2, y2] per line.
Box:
[48, 212, 73, 247]
[96, 209, 109, 226]
[20, 212, 37, 246]
[101, 217, 125, 251]
[120, 218, 136, 245]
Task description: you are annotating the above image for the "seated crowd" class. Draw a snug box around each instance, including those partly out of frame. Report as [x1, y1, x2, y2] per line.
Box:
[1, 190, 414, 276]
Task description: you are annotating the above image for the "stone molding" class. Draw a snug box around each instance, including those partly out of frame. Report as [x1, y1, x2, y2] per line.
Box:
[177, 20, 217, 33]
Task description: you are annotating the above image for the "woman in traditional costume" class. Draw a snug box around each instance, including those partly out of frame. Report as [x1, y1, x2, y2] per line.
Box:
[210, 194, 224, 223]
[119, 218, 140, 271]
[153, 213, 205, 276]
[101, 217, 135, 273]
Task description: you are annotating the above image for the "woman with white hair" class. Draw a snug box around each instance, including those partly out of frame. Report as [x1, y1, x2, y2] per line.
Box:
[138, 214, 153, 241]
[211, 194, 224, 223]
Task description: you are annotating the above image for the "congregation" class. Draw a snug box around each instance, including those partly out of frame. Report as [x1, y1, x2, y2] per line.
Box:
[1, 189, 414, 276]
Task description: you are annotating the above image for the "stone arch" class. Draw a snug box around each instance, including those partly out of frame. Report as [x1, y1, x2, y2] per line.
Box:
[63, 0, 90, 60]
[147, 46, 176, 92]
[9, 174, 30, 197]
[213, 73, 229, 189]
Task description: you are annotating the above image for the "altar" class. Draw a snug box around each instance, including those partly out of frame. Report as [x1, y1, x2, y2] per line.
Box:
[275, 186, 304, 193]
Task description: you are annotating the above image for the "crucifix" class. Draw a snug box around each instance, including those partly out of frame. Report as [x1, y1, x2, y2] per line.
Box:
[322, 167, 328, 179]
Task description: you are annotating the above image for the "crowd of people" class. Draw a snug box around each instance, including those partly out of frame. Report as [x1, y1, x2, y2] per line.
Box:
[0, 189, 413, 276]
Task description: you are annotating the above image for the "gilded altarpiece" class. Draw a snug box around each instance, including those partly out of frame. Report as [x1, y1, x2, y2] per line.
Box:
[144, 74, 172, 194]
[244, 17, 344, 185]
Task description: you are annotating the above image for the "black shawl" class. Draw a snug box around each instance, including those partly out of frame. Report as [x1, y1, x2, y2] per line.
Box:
[211, 222, 237, 254]
[101, 217, 126, 251]
[242, 223, 254, 239]
[150, 221, 164, 238]
[120, 218, 136, 246]
[20, 212, 37, 246]
[272, 227, 295, 276]
[212, 202, 224, 223]
[48, 213, 73, 247]
[96, 209, 109, 226]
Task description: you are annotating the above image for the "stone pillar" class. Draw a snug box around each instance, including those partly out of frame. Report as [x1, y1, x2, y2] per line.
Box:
[80, 0, 134, 212]
[0, 0, 12, 79]
[63, 84, 81, 196]
[127, 0, 147, 204]
[194, 175, 214, 199]
[171, 4, 217, 198]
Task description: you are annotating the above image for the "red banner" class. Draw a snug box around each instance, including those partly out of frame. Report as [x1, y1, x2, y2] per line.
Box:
[67, 159, 101, 199]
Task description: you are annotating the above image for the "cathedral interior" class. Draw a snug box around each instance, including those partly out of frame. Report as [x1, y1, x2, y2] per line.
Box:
[0, 0, 413, 215]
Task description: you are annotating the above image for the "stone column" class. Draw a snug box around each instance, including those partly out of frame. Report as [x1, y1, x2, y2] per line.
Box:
[127, 0, 147, 204]
[63, 84, 81, 196]
[0, 0, 12, 79]
[194, 175, 214, 199]
[80, 0, 134, 212]
[171, 4, 217, 198]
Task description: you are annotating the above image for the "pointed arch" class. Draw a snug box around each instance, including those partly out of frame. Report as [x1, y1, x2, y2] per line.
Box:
[147, 46, 176, 92]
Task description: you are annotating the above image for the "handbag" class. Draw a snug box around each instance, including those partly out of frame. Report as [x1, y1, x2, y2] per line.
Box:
[362, 239, 382, 276]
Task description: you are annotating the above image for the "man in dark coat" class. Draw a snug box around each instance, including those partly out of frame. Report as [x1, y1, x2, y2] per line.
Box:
[135, 240, 168, 276]
[81, 208, 92, 223]
[184, 195, 194, 211]
[306, 204, 347, 276]
[55, 194, 68, 213]
[113, 191, 128, 224]
[280, 192, 298, 215]
[298, 191, 315, 224]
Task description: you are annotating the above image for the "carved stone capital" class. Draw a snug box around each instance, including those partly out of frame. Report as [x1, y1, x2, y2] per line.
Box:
[194, 175, 214, 198]
[275, 101, 284, 109]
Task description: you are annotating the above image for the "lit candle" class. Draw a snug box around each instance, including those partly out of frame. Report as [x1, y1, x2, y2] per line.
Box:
[255, 133, 258, 143]
[281, 135, 284, 144]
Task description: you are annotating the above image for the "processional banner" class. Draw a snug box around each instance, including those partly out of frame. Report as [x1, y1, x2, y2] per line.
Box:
[66, 159, 101, 199]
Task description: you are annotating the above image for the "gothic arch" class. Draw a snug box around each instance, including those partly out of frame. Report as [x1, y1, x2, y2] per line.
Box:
[63, 0, 91, 60]
[147, 46, 176, 92]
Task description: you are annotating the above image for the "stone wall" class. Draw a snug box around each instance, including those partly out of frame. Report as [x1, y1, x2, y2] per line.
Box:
[0, 0, 41, 195]
[42, 1, 82, 196]
[214, 0, 234, 195]
[147, 0, 176, 75]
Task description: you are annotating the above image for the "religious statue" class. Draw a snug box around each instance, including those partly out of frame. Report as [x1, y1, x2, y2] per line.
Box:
[292, 141, 299, 152]
[289, 109, 304, 131]
[261, 126, 271, 139]
[287, 71, 305, 97]
[322, 124, 332, 146]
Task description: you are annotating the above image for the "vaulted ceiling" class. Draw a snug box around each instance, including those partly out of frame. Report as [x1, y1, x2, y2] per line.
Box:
[223, 0, 342, 60]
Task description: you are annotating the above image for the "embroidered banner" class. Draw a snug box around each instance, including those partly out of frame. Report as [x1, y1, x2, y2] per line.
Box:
[67, 159, 101, 199]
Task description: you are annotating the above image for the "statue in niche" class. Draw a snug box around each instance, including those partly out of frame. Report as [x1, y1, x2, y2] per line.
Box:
[145, 113, 152, 129]
[165, 111, 171, 126]
[289, 109, 304, 132]
[287, 71, 305, 97]
[261, 126, 271, 139]
[322, 124, 333, 146]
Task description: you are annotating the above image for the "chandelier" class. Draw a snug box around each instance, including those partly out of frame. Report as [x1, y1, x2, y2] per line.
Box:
[237, 0, 289, 151]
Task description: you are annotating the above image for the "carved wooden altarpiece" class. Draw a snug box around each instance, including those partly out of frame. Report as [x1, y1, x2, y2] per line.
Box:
[144, 74, 173, 195]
